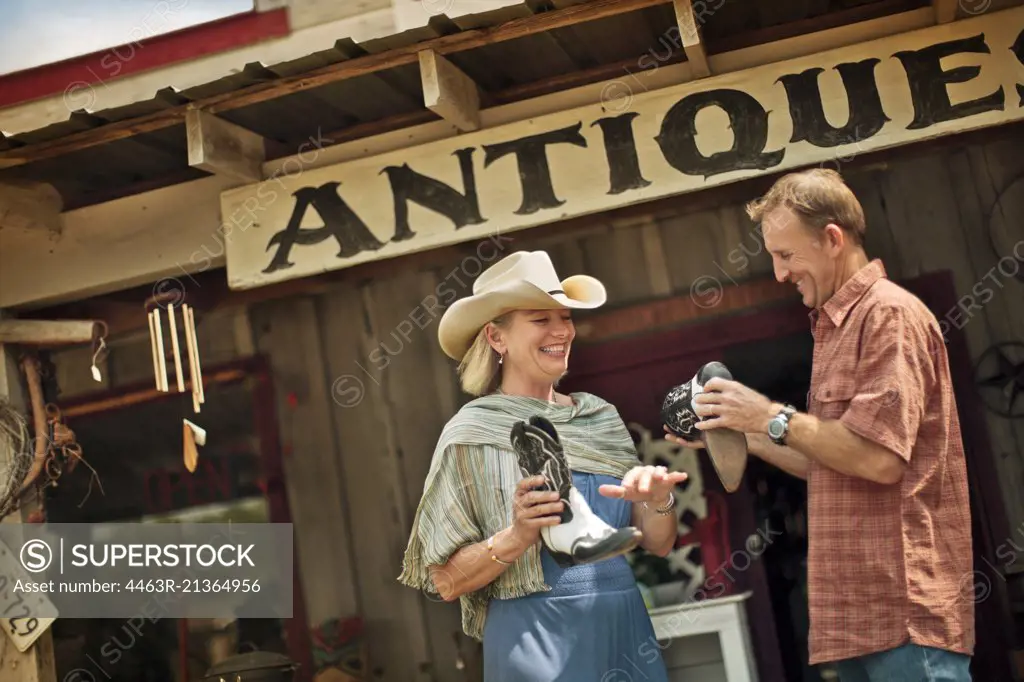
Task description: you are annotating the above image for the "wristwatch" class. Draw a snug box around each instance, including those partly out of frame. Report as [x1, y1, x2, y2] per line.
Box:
[767, 405, 797, 445]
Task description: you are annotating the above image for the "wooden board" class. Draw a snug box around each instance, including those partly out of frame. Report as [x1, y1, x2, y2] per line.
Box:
[361, 268, 475, 682]
[250, 298, 362, 626]
[222, 7, 1024, 290]
[318, 283, 435, 682]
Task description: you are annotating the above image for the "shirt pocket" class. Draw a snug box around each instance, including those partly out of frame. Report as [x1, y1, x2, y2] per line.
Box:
[812, 381, 857, 421]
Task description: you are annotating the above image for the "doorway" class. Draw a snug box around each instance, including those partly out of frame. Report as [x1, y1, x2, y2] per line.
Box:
[40, 357, 313, 682]
[561, 270, 1017, 682]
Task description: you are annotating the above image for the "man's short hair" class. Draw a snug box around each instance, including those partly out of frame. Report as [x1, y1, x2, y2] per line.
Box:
[745, 168, 866, 246]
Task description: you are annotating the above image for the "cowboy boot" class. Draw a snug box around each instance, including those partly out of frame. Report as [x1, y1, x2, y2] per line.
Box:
[662, 361, 749, 492]
[510, 415, 642, 568]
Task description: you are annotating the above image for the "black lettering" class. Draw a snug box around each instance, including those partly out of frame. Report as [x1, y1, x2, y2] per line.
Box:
[779, 59, 889, 147]
[655, 89, 785, 178]
[591, 112, 652, 195]
[263, 182, 385, 274]
[893, 34, 1005, 129]
[380, 147, 485, 242]
[1014, 28, 1024, 106]
[482, 123, 588, 214]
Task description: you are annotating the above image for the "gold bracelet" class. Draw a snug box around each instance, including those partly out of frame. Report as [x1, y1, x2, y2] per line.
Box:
[487, 534, 512, 566]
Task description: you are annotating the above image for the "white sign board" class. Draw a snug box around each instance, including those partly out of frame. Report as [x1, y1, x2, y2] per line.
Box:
[221, 8, 1024, 291]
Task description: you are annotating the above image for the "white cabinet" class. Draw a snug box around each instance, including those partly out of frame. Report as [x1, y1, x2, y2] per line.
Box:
[649, 592, 759, 682]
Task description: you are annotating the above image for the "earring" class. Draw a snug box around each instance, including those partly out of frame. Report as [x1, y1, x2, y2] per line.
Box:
[498, 352, 504, 365]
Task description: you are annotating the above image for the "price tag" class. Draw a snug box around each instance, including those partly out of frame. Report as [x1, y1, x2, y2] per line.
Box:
[0, 536, 57, 652]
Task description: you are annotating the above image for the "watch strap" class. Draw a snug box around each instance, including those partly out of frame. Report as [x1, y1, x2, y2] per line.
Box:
[770, 405, 796, 444]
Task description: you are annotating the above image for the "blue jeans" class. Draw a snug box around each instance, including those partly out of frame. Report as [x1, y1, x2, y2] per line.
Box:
[834, 642, 971, 682]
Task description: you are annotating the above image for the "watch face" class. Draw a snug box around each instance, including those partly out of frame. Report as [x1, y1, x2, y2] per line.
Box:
[768, 419, 783, 438]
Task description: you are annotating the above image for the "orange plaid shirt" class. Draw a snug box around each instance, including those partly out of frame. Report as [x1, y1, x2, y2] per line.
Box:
[804, 259, 975, 664]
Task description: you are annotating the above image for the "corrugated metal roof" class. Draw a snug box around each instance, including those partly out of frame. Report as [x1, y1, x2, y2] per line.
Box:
[0, 0, 934, 212]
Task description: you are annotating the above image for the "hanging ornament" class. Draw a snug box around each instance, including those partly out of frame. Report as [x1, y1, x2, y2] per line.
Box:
[183, 419, 206, 473]
[145, 294, 205, 413]
[90, 321, 109, 383]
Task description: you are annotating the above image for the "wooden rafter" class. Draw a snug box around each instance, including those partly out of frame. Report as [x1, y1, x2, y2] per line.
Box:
[419, 49, 482, 132]
[185, 110, 267, 183]
[0, 320, 98, 346]
[672, 0, 711, 78]
[0, 181, 62, 234]
[0, 0, 670, 170]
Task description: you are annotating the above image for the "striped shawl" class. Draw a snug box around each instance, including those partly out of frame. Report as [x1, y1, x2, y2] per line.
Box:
[397, 391, 641, 640]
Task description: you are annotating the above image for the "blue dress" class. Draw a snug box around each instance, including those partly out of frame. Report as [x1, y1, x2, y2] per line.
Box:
[482, 471, 670, 681]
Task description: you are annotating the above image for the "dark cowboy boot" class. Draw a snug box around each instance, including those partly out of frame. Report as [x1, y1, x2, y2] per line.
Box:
[510, 415, 642, 568]
[662, 361, 749, 492]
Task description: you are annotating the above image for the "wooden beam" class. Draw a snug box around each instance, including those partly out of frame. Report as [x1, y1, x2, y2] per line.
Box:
[185, 110, 267, 183]
[0, 320, 98, 346]
[419, 49, 482, 132]
[0, 181, 62, 234]
[59, 367, 246, 419]
[0, 0, 670, 170]
[933, 0, 959, 23]
[673, 0, 711, 78]
[0, 315, 58, 682]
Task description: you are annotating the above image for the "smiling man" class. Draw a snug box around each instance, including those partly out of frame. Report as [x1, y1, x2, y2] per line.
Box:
[667, 168, 975, 681]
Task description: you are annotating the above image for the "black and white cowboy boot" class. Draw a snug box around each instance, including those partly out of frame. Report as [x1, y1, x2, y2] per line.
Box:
[662, 361, 749, 492]
[510, 415, 642, 568]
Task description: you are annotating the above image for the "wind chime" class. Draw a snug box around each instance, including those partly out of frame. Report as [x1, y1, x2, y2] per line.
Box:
[145, 295, 206, 473]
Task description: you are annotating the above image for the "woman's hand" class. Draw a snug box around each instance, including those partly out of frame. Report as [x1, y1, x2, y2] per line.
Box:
[508, 475, 564, 549]
[598, 465, 687, 505]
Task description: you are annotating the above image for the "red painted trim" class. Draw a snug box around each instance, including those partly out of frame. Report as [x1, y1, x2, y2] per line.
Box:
[0, 9, 290, 109]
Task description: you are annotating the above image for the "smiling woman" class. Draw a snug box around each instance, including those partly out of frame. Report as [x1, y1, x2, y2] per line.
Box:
[398, 250, 686, 682]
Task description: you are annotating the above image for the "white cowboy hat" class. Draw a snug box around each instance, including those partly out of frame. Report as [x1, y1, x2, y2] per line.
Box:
[438, 250, 607, 361]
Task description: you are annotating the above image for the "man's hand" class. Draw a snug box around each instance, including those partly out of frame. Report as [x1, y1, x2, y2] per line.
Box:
[692, 377, 780, 435]
[663, 427, 703, 450]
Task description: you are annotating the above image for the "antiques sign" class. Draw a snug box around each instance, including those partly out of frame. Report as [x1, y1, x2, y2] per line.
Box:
[221, 8, 1024, 290]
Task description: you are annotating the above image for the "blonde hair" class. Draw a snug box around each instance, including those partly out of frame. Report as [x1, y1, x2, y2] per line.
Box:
[457, 313, 511, 396]
[745, 168, 866, 246]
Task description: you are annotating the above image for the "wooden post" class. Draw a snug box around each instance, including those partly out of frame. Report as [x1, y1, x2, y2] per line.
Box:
[673, 0, 711, 78]
[933, 0, 959, 23]
[0, 313, 58, 682]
